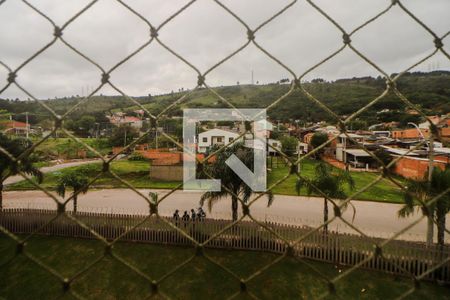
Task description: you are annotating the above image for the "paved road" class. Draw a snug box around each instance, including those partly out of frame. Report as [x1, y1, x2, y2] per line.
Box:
[4, 159, 101, 185]
[4, 189, 449, 242]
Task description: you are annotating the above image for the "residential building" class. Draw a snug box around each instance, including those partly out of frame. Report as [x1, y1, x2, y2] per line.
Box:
[1, 120, 30, 136]
[391, 128, 430, 140]
[198, 128, 241, 154]
[108, 115, 143, 129]
[267, 138, 281, 155]
[335, 133, 375, 169]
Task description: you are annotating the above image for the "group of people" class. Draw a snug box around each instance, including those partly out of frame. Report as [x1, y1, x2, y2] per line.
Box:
[172, 207, 206, 226]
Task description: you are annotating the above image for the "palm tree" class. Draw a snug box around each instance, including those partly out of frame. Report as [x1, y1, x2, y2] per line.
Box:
[398, 166, 450, 247]
[296, 162, 355, 233]
[0, 134, 43, 210]
[200, 142, 273, 221]
[56, 172, 89, 213]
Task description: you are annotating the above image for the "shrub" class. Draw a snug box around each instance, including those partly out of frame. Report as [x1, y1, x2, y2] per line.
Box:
[128, 152, 149, 161]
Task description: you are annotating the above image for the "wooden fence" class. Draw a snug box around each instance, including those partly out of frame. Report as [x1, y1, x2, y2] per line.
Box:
[1, 208, 449, 283]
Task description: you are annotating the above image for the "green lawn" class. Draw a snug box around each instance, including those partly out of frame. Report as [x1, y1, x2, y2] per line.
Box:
[0, 235, 448, 300]
[7, 160, 179, 190]
[7, 158, 407, 203]
[32, 137, 111, 161]
[268, 158, 406, 203]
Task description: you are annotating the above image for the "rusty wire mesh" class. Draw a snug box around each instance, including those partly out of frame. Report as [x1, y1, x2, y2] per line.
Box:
[0, 0, 450, 299]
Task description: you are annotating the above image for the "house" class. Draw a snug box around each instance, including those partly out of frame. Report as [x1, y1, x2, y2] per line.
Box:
[391, 128, 430, 140]
[335, 133, 375, 168]
[198, 128, 241, 154]
[297, 142, 308, 154]
[267, 138, 281, 155]
[237, 119, 274, 138]
[1, 120, 30, 136]
[108, 115, 143, 129]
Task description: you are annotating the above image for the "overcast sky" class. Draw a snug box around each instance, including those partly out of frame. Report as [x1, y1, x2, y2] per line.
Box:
[0, 0, 449, 100]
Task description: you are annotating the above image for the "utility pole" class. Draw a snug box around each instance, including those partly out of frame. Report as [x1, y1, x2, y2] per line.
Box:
[251, 70, 254, 85]
[124, 129, 127, 147]
[95, 123, 99, 139]
[25, 112, 29, 139]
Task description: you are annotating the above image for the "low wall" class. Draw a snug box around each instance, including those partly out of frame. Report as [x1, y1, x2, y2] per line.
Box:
[150, 164, 183, 181]
[393, 156, 448, 179]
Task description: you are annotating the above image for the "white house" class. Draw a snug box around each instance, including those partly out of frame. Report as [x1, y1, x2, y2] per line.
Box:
[198, 128, 241, 153]
[267, 139, 281, 155]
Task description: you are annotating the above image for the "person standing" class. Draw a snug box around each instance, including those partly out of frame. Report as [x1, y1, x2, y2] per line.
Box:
[173, 209, 180, 227]
[182, 211, 190, 228]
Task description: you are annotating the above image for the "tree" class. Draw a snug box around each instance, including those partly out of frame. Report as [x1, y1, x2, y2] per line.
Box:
[109, 125, 139, 147]
[374, 149, 394, 170]
[66, 115, 96, 137]
[280, 135, 298, 157]
[0, 133, 43, 209]
[310, 132, 328, 158]
[296, 162, 355, 233]
[348, 119, 367, 130]
[398, 166, 450, 247]
[200, 142, 273, 221]
[56, 171, 89, 213]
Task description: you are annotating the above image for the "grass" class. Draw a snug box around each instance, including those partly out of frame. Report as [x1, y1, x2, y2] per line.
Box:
[0, 235, 448, 299]
[32, 138, 111, 161]
[7, 160, 179, 190]
[8, 158, 407, 203]
[268, 158, 406, 203]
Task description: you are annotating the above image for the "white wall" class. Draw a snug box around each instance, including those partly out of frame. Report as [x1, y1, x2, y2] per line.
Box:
[198, 129, 240, 153]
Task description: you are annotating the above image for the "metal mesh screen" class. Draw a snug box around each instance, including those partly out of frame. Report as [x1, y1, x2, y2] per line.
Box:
[1, 0, 449, 299]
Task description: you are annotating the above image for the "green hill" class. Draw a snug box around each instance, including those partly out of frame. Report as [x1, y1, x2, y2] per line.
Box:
[1, 71, 449, 127]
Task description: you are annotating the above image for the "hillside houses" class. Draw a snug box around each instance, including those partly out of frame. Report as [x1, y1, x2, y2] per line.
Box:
[297, 115, 450, 178]
[107, 113, 143, 129]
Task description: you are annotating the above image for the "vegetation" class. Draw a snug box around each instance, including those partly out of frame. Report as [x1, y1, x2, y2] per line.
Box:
[374, 149, 394, 170]
[7, 161, 154, 191]
[296, 162, 355, 233]
[267, 157, 406, 203]
[279, 135, 298, 156]
[0, 134, 43, 209]
[109, 125, 140, 147]
[398, 166, 450, 247]
[7, 158, 408, 204]
[200, 143, 273, 221]
[310, 132, 329, 157]
[56, 171, 89, 213]
[64, 115, 96, 137]
[31, 138, 111, 161]
[1, 72, 449, 132]
[0, 235, 449, 299]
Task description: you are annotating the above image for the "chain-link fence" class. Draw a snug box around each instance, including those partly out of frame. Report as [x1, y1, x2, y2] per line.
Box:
[1, 0, 450, 299]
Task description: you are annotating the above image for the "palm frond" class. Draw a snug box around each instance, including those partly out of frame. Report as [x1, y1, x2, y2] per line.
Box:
[56, 182, 66, 198]
[200, 190, 228, 211]
[398, 204, 415, 218]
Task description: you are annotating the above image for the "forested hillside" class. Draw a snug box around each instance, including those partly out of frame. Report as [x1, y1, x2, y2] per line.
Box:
[1, 71, 449, 128]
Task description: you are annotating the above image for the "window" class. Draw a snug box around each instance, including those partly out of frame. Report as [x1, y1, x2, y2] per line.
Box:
[216, 137, 223, 143]
[202, 137, 207, 142]
[229, 137, 234, 142]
